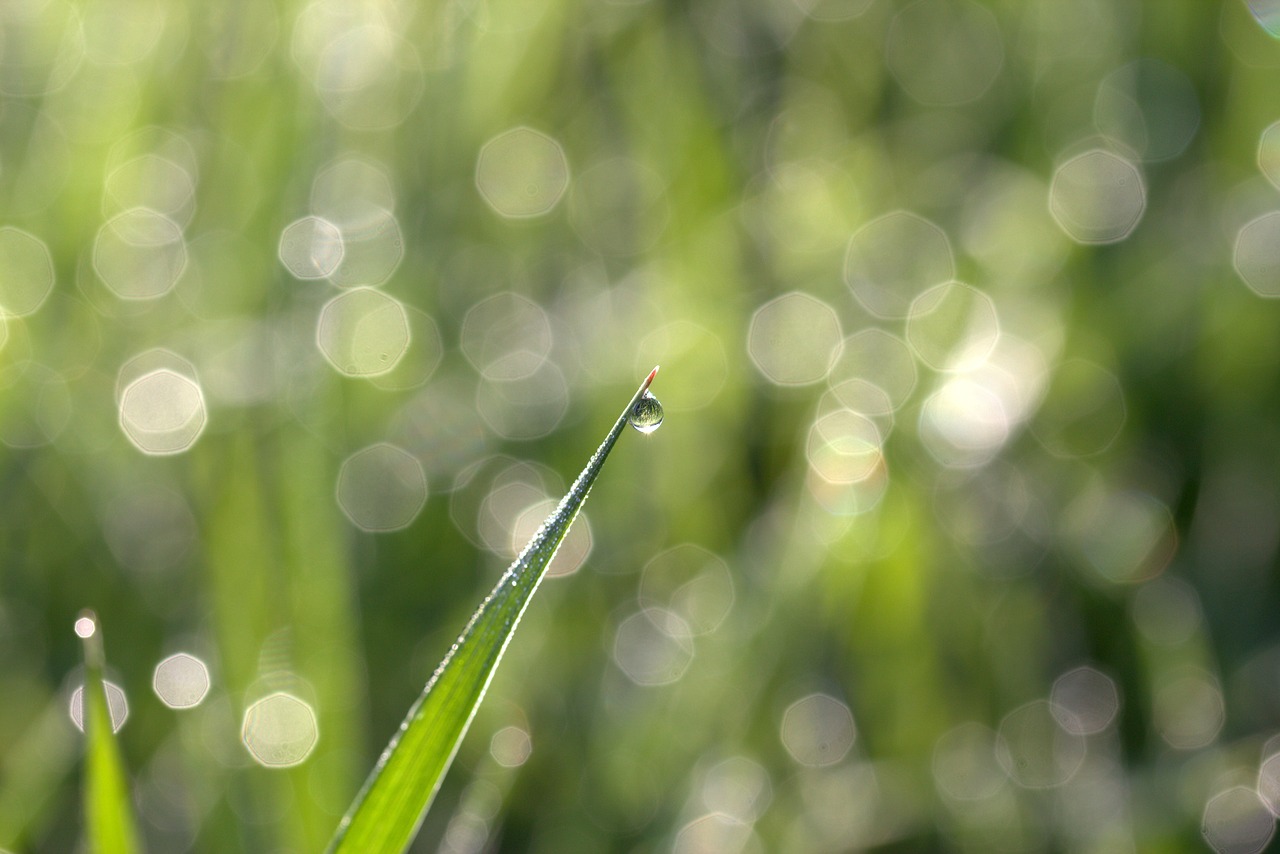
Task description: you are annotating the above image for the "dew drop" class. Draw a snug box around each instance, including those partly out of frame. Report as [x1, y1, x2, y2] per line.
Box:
[629, 390, 664, 434]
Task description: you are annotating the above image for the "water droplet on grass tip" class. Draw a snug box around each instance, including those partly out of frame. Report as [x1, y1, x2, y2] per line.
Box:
[629, 390, 664, 434]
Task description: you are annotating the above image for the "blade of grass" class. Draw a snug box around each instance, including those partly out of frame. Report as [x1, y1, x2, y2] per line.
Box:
[78, 610, 141, 854]
[329, 367, 661, 853]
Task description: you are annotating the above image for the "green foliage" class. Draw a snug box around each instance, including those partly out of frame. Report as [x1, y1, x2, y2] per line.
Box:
[329, 371, 658, 852]
[79, 614, 140, 854]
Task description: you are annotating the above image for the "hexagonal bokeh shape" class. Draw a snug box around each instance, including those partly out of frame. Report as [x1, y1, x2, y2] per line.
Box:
[640, 544, 734, 635]
[994, 699, 1085, 789]
[118, 368, 208, 455]
[780, 693, 856, 767]
[932, 721, 1006, 801]
[1234, 211, 1280, 298]
[475, 127, 570, 218]
[1258, 752, 1280, 817]
[93, 207, 188, 299]
[337, 442, 427, 532]
[241, 692, 318, 767]
[885, 0, 1005, 107]
[1049, 149, 1146, 244]
[844, 211, 954, 319]
[316, 287, 411, 377]
[806, 409, 883, 485]
[278, 215, 344, 280]
[153, 652, 211, 709]
[0, 227, 55, 316]
[1202, 786, 1275, 854]
[69, 681, 130, 733]
[1259, 121, 1280, 190]
[747, 291, 842, 386]
[1049, 665, 1119, 735]
[612, 608, 694, 686]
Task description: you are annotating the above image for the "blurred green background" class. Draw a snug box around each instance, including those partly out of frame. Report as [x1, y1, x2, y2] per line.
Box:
[4, 0, 1280, 851]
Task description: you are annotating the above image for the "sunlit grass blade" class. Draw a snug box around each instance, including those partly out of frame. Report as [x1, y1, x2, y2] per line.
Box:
[77, 610, 141, 854]
[329, 368, 661, 853]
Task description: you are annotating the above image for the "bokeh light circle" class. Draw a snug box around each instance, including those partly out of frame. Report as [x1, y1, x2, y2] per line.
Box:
[476, 127, 570, 218]
[241, 692, 319, 768]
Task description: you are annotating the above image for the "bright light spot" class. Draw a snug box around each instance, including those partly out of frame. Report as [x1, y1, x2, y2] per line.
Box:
[0, 227, 55, 316]
[1131, 577, 1203, 646]
[1049, 149, 1146, 244]
[74, 616, 96, 639]
[152, 653, 211, 709]
[844, 211, 954, 319]
[640, 544, 735, 635]
[1258, 752, 1280, 818]
[336, 443, 427, 532]
[885, 0, 1004, 106]
[489, 725, 532, 768]
[672, 812, 757, 854]
[905, 281, 1000, 372]
[918, 377, 1010, 468]
[93, 207, 188, 299]
[1063, 486, 1175, 584]
[932, 722, 1006, 801]
[460, 292, 554, 381]
[1094, 59, 1200, 162]
[1153, 669, 1224, 749]
[780, 693, 856, 767]
[807, 408, 883, 484]
[612, 608, 694, 687]
[747, 291, 842, 386]
[69, 682, 129, 733]
[1202, 786, 1275, 854]
[568, 156, 668, 255]
[995, 700, 1085, 788]
[1032, 359, 1127, 458]
[1259, 122, 1280, 190]
[511, 497, 591, 577]
[316, 287, 411, 377]
[242, 692, 318, 767]
[476, 127, 570, 218]
[701, 756, 772, 823]
[1234, 211, 1280, 298]
[278, 216, 344, 280]
[118, 369, 207, 456]
[1050, 666, 1120, 734]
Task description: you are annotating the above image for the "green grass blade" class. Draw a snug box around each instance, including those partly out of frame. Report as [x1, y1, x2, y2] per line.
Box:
[78, 611, 141, 854]
[329, 368, 661, 853]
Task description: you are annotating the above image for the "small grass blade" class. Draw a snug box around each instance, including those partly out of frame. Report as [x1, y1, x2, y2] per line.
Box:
[329, 368, 661, 853]
[77, 610, 141, 854]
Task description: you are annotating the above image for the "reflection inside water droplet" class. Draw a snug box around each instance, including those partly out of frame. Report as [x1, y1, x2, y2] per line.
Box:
[629, 390, 664, 434]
